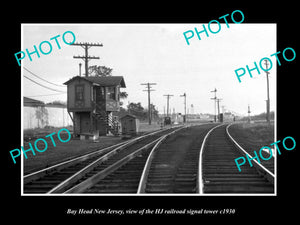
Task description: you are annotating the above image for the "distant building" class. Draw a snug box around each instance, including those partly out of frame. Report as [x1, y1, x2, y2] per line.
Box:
[24, 97, 44, 107]
[223, 111, 235, 122]
[23, 97, 72, 129]
[199, 113, 210, 119]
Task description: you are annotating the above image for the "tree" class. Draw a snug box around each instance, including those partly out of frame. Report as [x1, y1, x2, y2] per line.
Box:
[35, 106, 49, 128]
[120, 91, 128, 99]
[46, 100, 66, 106]
[149, 103, 159, 120]
[126, 102, 159, 121]
[88, 65, 128, 106]
[88, 65, 113, 76]
[119, 91, 128, 107]
[127, 102, 147, 120]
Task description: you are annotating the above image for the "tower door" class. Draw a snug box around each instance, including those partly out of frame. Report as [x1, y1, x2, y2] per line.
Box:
[95, 87, 105, 102]
[94, 86, 105, 112]
[80, 112, 90, 133]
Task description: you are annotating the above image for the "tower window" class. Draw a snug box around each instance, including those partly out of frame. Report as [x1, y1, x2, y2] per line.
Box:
[75, 85, 84, 101]
[106, 86, 116, 100]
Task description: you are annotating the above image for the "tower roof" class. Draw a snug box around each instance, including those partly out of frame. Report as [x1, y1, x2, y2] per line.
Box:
[64, 76, 126, 88]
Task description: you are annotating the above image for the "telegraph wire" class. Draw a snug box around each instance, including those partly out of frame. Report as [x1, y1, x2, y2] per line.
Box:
[23, 67, 66, 87]
[24, 75, 66, 93]
[27, 93, 67, 97]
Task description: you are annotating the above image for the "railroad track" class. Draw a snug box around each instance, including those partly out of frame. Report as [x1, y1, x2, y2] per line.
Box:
[82, 123, 218, 194]
[23, 142, 125, 193]
[199, 124, 275, 194]
[138, 123, 219, 193]
[23, 126, 183, 194]
[24, 123, 275, 195]
[83, 140, 160, 193]
[71, 126, 185, 193]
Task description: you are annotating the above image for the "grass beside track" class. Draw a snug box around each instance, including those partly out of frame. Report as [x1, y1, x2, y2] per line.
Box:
[228, 121, 275, 152]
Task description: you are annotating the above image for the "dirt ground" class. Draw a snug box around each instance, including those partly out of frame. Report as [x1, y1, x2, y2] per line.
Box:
[23, 135, 124, 174]
[23, 123, 164, 174]
[22, 122, 215, 174]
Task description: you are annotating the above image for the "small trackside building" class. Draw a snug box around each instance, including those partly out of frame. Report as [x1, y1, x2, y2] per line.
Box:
[64, 76, 126, 138]
[120, 114, 139, 136]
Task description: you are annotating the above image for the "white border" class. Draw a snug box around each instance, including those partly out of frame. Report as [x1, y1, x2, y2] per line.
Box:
[21, 23, 277, 197]
[21, 23, 24, 195]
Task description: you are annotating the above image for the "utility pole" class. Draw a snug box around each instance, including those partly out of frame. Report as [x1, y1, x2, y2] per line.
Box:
[216, 98, 222, 122]
[163, 94, 173, 117]
[264, 59, 271, 124]
[71, 42, 103, 77]
[141, 83, 157, 125]
[210, 88, 217, 122]
[248, 105, 251, 123]
[180, 93, 187, 123]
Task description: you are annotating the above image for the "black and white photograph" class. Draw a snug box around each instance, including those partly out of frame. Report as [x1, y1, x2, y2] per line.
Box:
[3, 4, 299, 220]
[21, 22, 277, 195]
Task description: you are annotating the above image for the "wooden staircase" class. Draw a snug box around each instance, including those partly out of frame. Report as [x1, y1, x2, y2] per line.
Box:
[92, 101, 120, 136]
[106, 112, 120, 136]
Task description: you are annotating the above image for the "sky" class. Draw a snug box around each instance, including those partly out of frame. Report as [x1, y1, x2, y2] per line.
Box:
[22, 23, 276, 116]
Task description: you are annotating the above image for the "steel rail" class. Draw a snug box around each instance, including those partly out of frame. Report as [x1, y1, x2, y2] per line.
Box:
[137, 126, 186, 194]
[46, 127, 181, 194]
[198, 123, 275, 194]
[197, 123, 224, 194]
[136, 136, 167, 194]
[24, 127, 175, 186]
[226, 123, 275, 184]
[64, 138, 161, 193]
[64, 126, 185, 194]
[23, 140, 130, 185]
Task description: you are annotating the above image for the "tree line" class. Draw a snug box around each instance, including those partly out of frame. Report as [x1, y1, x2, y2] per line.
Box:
[115, 102, 159, 122]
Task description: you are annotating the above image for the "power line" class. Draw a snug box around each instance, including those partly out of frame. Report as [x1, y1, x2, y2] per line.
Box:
[27, 93, 67, 97]
[23, 67, 66, 87]
[24, 75, 66, 93]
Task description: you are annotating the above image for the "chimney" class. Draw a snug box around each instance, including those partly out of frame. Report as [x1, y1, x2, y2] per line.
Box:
[79, 63, 82, 76]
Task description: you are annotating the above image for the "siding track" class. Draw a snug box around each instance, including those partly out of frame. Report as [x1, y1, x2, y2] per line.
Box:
[199, 124, 274, 194]
[80, 126, 185, 193]
[23, 127, 181, 194]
